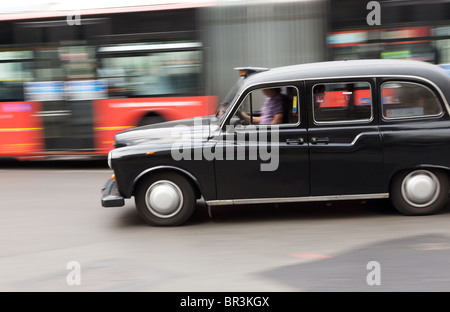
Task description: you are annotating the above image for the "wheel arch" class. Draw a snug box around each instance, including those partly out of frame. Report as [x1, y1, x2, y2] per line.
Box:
[388, 164, 450, 191]
[136, 110, 167, 127]
[132, 166, 202, 199]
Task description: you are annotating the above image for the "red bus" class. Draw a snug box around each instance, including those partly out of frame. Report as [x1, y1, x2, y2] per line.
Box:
[0, 3, 217, 159]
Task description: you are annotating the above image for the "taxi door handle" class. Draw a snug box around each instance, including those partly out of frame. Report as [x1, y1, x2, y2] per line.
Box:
[310, 137, 329, 144]
[286, 138, 304, 145]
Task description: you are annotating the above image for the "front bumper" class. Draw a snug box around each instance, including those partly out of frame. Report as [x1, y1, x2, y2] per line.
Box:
[101, 178, 125, 207]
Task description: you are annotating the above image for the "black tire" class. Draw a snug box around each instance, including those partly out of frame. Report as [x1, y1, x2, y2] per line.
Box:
[390, 169, 449, 216]
[135, 172, 196, 226]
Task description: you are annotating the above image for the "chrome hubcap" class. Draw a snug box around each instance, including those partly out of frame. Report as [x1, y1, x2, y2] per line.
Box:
[145, 180, 183, 218]
[401, 170, 440, 208]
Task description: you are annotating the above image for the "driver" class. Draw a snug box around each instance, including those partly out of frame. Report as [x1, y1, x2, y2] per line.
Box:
[241, 88, 285, 124]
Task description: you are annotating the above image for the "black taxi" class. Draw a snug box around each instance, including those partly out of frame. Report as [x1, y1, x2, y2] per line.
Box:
[102, 59, 450, 226]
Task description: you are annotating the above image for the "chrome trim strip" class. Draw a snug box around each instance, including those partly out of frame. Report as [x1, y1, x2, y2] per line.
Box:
[350, 132, 379, 146]
[132, 165, 201, 194]
[206, 193, 389, 206]
[313, 131, 379, 147]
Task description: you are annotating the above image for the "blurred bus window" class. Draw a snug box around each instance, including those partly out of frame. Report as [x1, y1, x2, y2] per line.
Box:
[0, 50, 33, 101]
[98, 44, 202, 98]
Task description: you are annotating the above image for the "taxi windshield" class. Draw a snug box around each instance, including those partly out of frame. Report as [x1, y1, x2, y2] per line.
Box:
[216, 67, 269, 124]
[216, 77, 244, 123]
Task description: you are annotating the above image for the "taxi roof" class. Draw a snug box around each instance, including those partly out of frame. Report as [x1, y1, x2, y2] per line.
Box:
[238, 59, 450, 105]
[243, 59, 450, 86]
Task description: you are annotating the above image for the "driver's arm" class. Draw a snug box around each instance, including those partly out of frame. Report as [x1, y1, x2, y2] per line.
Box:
[271, 113, 283, 124]
[241, 111, 261, 124]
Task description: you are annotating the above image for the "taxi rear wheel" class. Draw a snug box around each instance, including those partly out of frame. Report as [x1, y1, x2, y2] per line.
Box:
[135, 172, 196, 226]
[390, 169, 449, 215]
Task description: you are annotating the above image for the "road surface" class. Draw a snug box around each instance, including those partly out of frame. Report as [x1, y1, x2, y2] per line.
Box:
[1, 159, 450, 292]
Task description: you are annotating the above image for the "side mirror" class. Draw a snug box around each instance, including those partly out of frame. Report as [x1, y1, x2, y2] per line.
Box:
[230, 116, 243, 127]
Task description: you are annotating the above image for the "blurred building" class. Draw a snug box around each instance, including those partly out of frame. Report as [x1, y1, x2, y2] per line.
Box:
[201, 0, 329, 99]
[328, 0, 450, 64]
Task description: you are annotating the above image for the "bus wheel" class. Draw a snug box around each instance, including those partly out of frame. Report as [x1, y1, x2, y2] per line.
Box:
[390, 169, 449, 216]
[135, 172, 196, 226]
[137, 114, 166, 127]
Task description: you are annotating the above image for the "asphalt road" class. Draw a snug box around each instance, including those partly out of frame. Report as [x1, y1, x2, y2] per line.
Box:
[2, 159, 450, 292]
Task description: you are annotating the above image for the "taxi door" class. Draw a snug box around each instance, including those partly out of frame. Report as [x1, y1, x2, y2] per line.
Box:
[214, 83, 310, 201]
[306, 79, 385, 197]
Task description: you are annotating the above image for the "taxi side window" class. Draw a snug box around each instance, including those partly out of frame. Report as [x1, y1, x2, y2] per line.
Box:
[313, 82, 372, 123]
[381, 82, 443, 119]
[238, 85, 299, 125]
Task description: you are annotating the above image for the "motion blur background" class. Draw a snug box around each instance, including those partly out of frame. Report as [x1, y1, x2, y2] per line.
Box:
[1, 0, 450, 160]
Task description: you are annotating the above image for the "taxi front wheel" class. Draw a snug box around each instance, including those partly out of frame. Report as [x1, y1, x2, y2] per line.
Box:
[390, 169, 449, 216]
[135, 172, 196, 226]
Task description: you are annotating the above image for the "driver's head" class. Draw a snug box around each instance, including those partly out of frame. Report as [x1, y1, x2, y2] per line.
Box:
[262, 88, 281, 98]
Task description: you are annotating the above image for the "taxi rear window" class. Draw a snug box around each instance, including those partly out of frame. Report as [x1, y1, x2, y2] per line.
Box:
[381, 82, 443, 119]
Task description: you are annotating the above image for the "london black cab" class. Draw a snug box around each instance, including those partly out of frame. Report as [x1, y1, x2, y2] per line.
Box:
[102, 59, 450, 226]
